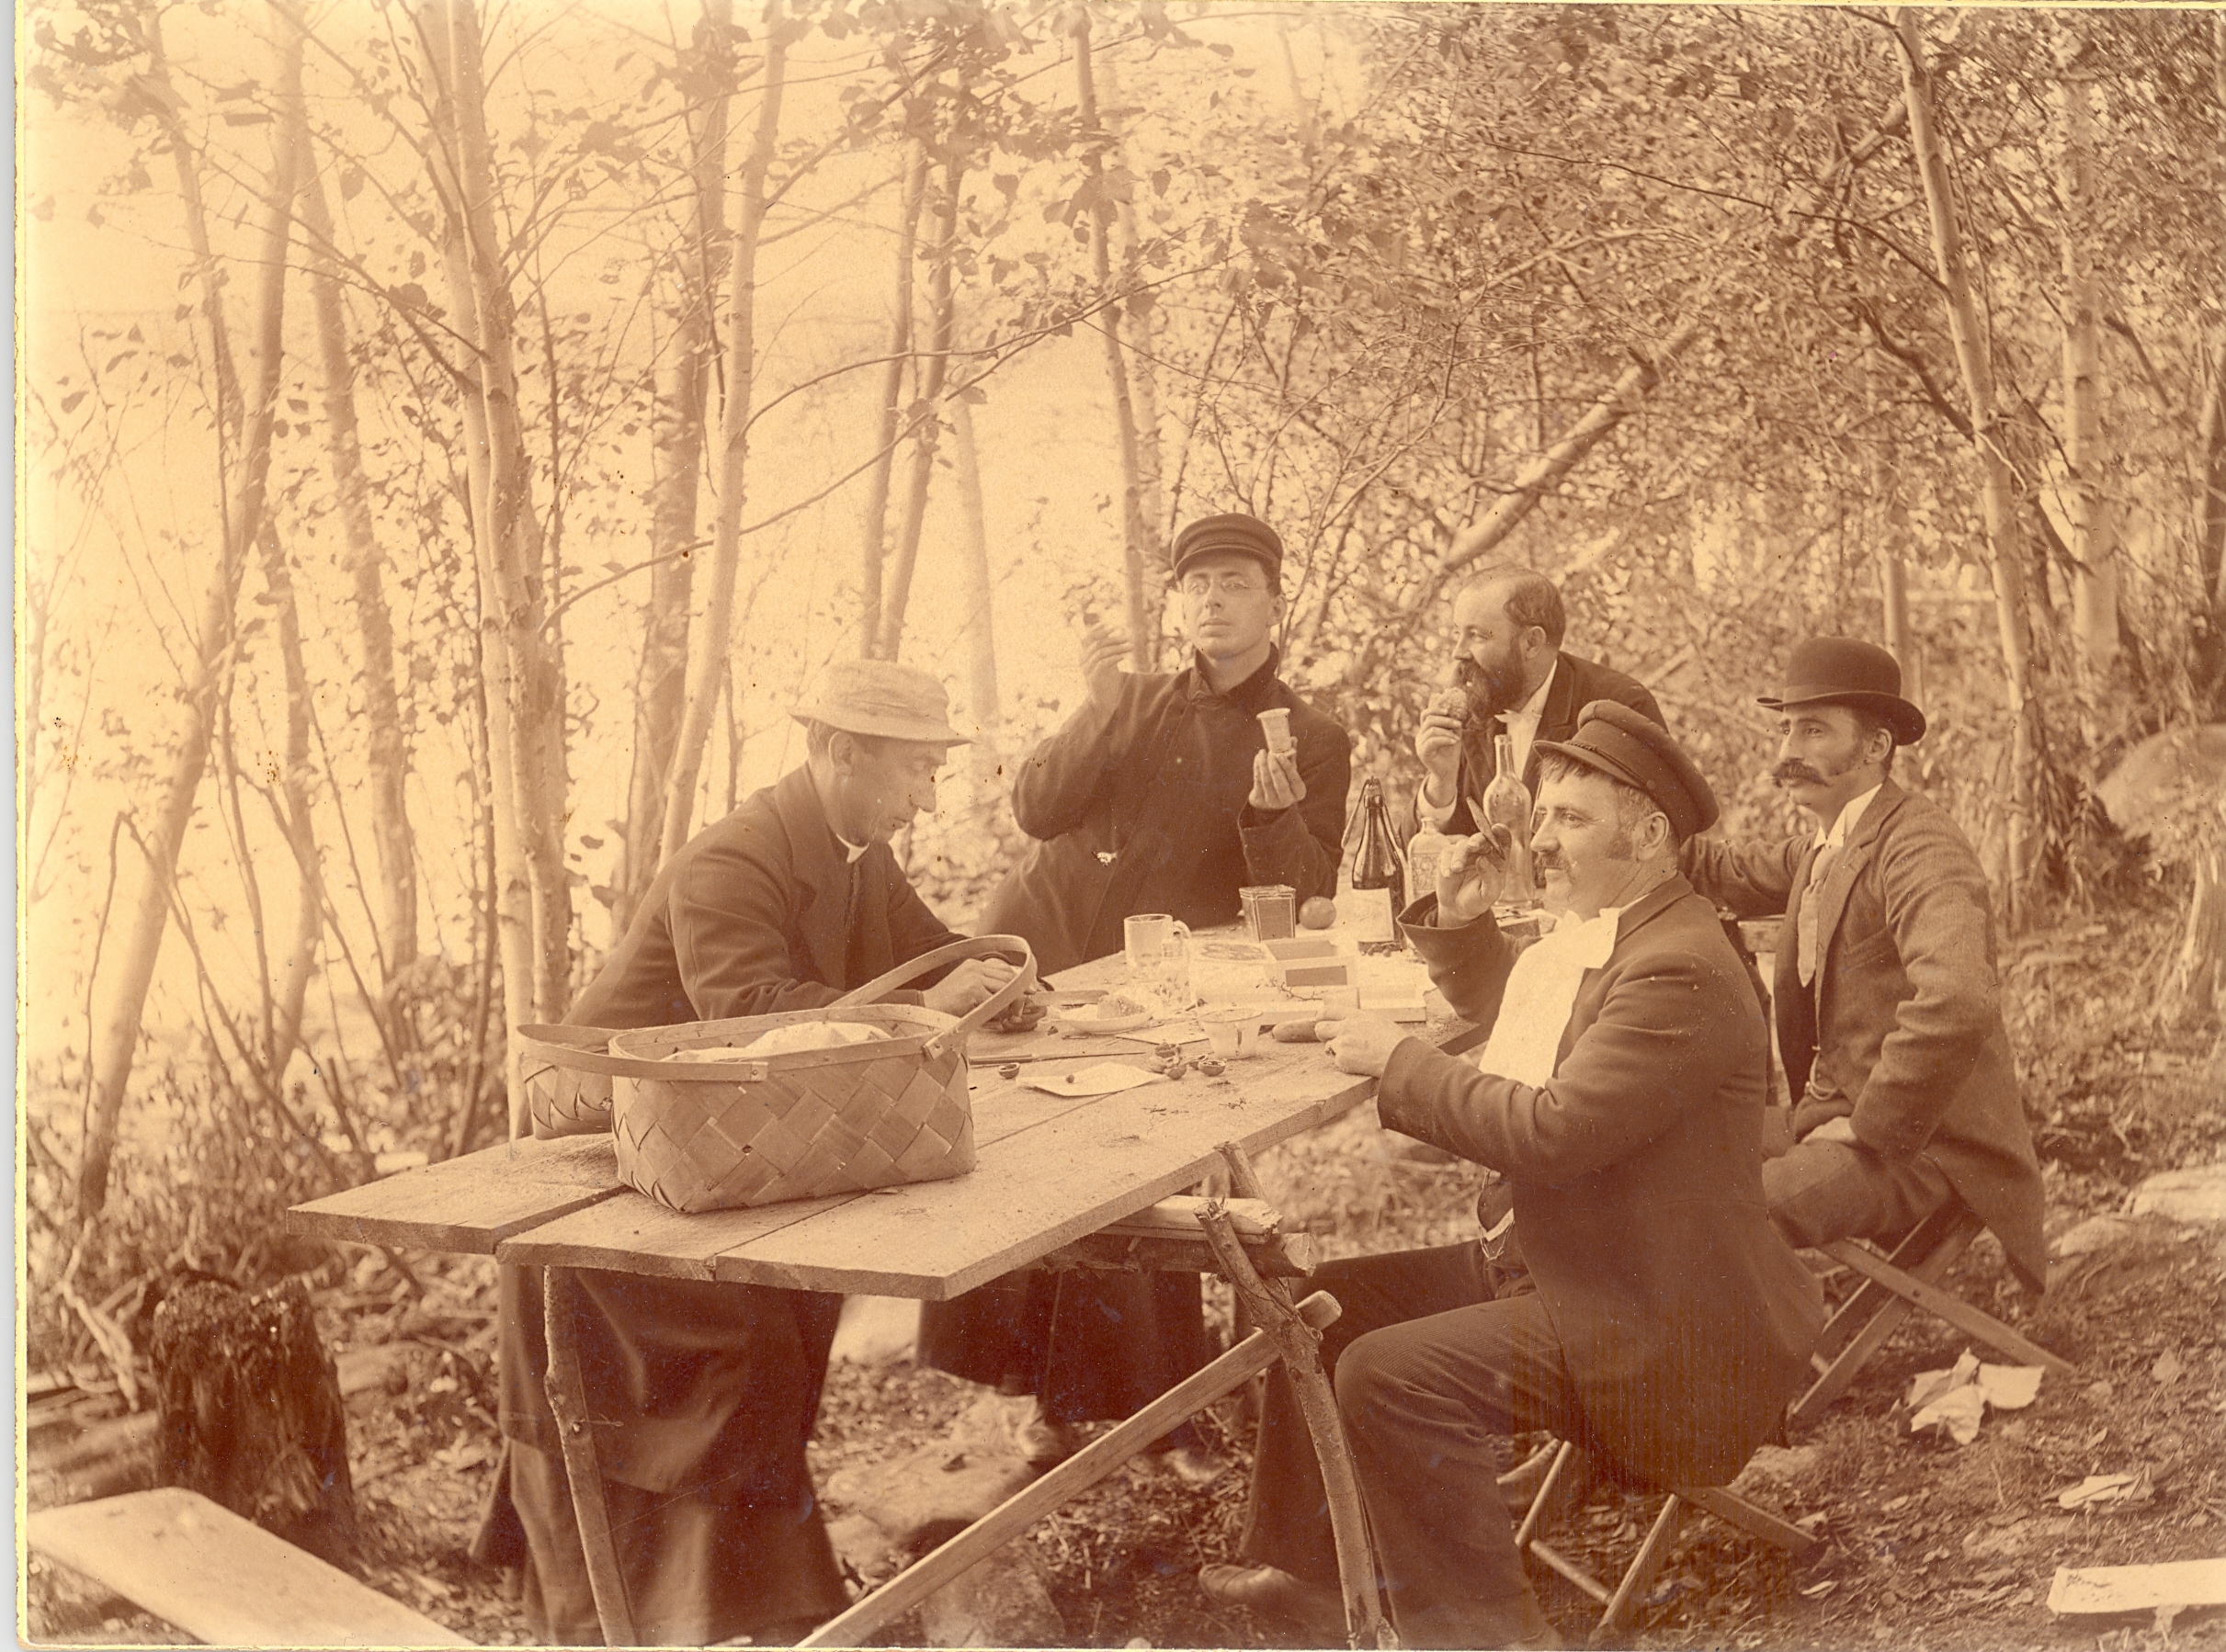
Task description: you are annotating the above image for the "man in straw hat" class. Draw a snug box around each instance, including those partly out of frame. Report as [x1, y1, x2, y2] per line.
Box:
[921, 511, 1352, 1476]
[1682, 637, 2047, 1295]
[1201, 702, 1822, 1649]
[476, 660, 1026, 1646]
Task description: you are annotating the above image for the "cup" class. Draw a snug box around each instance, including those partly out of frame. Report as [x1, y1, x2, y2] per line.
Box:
[1123, 913, 1193, 1015]
[1256, 707, 1294, 756]
[1205, 1019, 1243, 1058]
[1236, 1021, 1266, 1058]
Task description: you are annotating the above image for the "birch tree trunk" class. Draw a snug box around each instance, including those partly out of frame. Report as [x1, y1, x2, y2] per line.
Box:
[661, 0, 789, 863]
[950, 381, 1002, 809]
[254, 518, 323, 1081]
[617, 0, 733, 928]
[295, 130, 415, 978]
[1097, 51, 1166, 587]
[80, 1, 303, 1222]
[1897, 7, 2039, 919]
[860, 141, 929, 659]
[2057, 42, 2119, 689]
[875, 139, 963, 662]
[1073, 13, 1153, 671]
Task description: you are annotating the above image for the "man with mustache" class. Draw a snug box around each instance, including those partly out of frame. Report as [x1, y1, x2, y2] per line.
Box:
[476, 660, 1024, 1646]
[1682, 638, 2046, 1296]
[1201, 702, 1821, 1649]
[1413, 567, 1664, 836]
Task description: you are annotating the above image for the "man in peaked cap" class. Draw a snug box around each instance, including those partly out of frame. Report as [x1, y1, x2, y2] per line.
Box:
[1682, 637, 2048, 1296]
[476, 659, 1027, 1646]
[920, 511, 1354, 1475]
[1202, 702, 1821, 1649]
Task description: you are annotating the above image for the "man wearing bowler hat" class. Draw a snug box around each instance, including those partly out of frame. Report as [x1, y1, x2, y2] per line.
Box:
[1200, 702, 1822, 1649]
[1683, 638, 2047, 1293]
[476, 660, 1025, 1646]
[920, 512, 1354, 1472]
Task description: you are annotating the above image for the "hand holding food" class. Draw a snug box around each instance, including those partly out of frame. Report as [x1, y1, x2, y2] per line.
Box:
[1437, 826, 1511, 923]
[1414, 687, 1469, 798]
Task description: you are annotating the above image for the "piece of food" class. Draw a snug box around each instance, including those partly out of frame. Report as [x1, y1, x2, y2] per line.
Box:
[1196, 1058, 1226, 1077]
[998, 1062, 1020, 1081]
[1299, 896, 1337, 930]
[1272, 1019, 1322, 1044]
[669, 1021, 890, 1061]
[1430, 687, 1468, 719]
[1096, 993, 1148, 1019]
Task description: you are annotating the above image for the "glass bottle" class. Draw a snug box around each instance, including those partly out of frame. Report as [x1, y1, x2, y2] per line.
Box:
[1480, 731, 1538, 910]
[1347, 777, 1405, 945]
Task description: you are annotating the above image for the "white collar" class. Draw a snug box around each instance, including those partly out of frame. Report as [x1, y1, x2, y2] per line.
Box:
[1504, 658, 1557, 727]
[1817, 784, 1883, 851]
[835, 833, 870, 864]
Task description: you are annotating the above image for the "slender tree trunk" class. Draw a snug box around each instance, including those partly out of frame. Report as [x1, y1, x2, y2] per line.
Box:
[2203, 18, 2226, 616]
[1898, 7, 2038, 919]
[875, 140, 963, 662]
[662, 1, 789, 863]
[256, 519, 323, 1081]
[950, 381, 1001, 809]
[860, 141, 929, 658]
[1097, 51, 1166, 587]
[1868, 352, 1922, 708]
[618, 0, 733, 926]
[2057, 45, 2118, 689]
[81, 1, 302, 1222]
[1073, 14, 1153, 671]
[296, 138, 415, 978]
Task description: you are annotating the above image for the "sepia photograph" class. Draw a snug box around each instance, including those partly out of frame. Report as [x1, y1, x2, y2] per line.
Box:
[16, 1, 2226, 1646]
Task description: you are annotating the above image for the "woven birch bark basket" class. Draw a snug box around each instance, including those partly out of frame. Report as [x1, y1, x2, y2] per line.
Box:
[601, 935, 1034, 1214]
[515, 1024, 632, 1139]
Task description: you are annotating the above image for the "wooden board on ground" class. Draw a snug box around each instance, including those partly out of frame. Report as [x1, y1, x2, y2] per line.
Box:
[287, 1134, 623, 1254]
[27, 1488, 471, 1647]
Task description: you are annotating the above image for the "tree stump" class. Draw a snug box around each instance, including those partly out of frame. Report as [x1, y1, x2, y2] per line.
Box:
[147, 1274, 358, 1567]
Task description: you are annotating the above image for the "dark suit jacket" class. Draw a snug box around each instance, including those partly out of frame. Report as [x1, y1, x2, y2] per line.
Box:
[1437, 650, 1664, 835]
[497, 764, 961, 1503]
[981, 647, 1350, 975]
[1683, 782, 2048, 1291]
[1383, 880, 1823, 1488]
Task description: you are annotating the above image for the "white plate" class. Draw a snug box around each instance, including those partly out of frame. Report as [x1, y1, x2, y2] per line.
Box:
[1050, 1008, 1154, 1035]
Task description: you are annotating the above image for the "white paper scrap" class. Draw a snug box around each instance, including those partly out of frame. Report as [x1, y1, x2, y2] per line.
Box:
[1021, 1063, 1168, 1099]
[1979, 1363, 2044, 1409]
[1910, 1383, 1987, 1444]
[2047, 1557, 2226, 1616]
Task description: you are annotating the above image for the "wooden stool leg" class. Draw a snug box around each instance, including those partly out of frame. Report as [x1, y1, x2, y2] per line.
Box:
[541, 1267, 638, 1647]
[1203, 1141, 1392, 1650]
[1594, 1494, 1682, 1647]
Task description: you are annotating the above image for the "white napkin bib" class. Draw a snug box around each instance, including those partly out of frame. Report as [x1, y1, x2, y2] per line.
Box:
[1472, 907, 1622, 1086]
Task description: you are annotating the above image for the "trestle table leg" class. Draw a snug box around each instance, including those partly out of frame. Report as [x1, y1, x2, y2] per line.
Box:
[541, 1266, 638, 1647]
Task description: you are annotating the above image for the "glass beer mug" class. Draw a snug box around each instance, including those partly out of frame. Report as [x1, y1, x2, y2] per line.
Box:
[1122, 913, 1194, 1016]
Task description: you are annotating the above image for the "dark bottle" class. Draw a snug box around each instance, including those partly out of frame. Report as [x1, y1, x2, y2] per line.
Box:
[1348, 776, 1406, 945]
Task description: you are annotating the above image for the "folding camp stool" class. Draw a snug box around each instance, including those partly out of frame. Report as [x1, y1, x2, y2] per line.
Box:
[1789, 1197, 2073, 1430]
[1513, 1439, 1821, 1647]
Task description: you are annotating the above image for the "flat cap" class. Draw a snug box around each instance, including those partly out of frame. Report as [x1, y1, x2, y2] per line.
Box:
[1170, 513, 1283, 584]
[1532, 700, 1719, 840]
[791, 658, 968, 745]
[1756, 637, 1926, 745]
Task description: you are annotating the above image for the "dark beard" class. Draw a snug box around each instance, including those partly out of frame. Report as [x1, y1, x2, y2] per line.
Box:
[1455, 654, 1525, 722]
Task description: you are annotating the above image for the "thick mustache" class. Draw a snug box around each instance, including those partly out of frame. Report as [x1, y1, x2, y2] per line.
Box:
[1774, 763, 1824, 786]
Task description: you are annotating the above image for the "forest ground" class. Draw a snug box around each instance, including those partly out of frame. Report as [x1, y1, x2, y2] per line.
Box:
[23, 895, 2226, 1651]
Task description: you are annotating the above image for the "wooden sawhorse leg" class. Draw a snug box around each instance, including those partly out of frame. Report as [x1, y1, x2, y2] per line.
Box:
[541, 1266, 639, 1647]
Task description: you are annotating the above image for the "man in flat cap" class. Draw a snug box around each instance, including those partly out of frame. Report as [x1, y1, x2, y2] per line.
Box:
[1201, 702, 1821, 1650]
[1682, 638, 2047, 1295]
[920, 512, 1353, 1471]
[1413, 565, 1663, 837]
[476, 660, 1025, 1646]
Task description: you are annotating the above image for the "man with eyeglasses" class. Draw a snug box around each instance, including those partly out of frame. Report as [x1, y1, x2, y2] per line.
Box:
[919, 511, 1352, 1473]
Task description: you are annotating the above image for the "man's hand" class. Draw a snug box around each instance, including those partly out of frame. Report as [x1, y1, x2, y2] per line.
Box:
[1801, 1115, 1860, 1148]
[1437, 827, 1510, 924]
[1080, 623, 1130, 712]
[1250, 746, 1307, 812]
[1414, 695, 1466, 808]
[1319, 1013, 1409, 1077]
[923, 956, 1025, 1018]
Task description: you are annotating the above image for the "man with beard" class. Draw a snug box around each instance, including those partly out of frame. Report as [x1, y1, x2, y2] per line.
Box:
[1681, 638, 2047, 1295]
[920, 511, 1351, 1475]
[1414, 568, 1663, 836]
[475, 660, 1024, 1646]
[1199, 702, 1821, 1649]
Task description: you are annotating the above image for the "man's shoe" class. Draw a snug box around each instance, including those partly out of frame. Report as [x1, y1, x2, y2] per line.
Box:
[1496, 1440, 1559, 1514]
[1015, 1404, 1080, 1468]
[1198, 1563, 1346, 1641]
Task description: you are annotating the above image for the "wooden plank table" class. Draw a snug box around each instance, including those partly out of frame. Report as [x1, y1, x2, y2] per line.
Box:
[290, 936, 1476, 1648]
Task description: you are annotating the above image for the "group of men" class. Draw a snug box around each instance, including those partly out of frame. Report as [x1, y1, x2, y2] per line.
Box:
[473, 511, 2047, 1650]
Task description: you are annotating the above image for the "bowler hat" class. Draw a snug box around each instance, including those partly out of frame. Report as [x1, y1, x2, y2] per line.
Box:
[791, 659, 969, 745]
[1171, 514, 1283, 586]
[1756, 637, 1926, 745]
[1532, 701, 1719, 840]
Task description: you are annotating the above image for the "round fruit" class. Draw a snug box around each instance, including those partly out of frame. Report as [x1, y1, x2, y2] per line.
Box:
[1299, 896, 1337, 930]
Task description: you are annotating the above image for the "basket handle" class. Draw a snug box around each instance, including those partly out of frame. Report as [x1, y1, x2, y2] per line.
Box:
[831, 933, 1036, 1056]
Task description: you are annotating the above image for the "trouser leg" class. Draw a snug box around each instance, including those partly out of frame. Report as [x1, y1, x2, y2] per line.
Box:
[1763, 1137, 1954, 1252]
[1237, 1242, 1488, 1585]
[1334, 1291, 1584, 1650]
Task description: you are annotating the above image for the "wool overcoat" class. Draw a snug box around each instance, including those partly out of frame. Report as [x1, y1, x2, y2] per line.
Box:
[1683, 781, 2048, 1291]
[1384, 878, 1824, 1489]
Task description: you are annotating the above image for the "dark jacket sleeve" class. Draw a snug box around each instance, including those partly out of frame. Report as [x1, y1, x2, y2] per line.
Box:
[886, 871, 968, 977]
[667, 834, 847, 1019]
[1238, 719, 1350, 905]
[1398, 895, 1517, 1027]
[1376, 932, 1754, 1185]
[1008, 677, 1152, 843]
[1682, 832, 1806, 922]
[1607, 674, 1665, 728]
[1847, 810, 2002, 1159]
